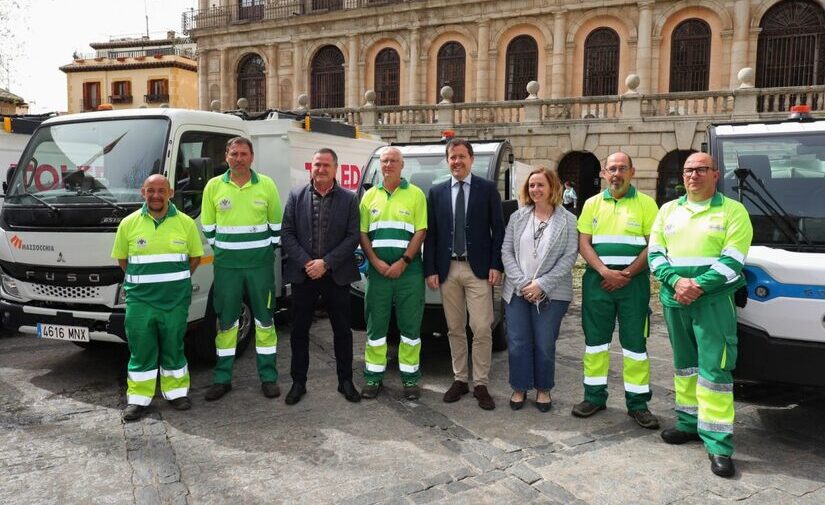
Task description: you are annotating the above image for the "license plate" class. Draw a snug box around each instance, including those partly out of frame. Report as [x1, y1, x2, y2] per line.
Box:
[36, 323, 90, 342]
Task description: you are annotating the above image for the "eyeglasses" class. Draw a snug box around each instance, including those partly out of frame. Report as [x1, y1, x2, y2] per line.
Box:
[603, 165, 630, 174]
[683, 166, 714, 176]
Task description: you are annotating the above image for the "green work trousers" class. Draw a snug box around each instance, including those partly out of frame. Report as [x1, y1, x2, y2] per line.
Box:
[125, 300, 190, 406]
[363, 263, 424, 385]
[663, 294, 737, 457]
[212, 264, 278, 384]
[581, 269, 652, 412]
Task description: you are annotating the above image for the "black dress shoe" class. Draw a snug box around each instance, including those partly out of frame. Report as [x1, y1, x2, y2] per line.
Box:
[338, 380, 361, 403]
[661, 428, 702, 445]
[204, 383, 231, 402]
[709, 454, 735, 478]
[509, 392, 525, 411]
[285, 383, 306, 405]
[535, 391, 552, 412]
[122, 404, 147, 422]
[261, 382, 281, 399]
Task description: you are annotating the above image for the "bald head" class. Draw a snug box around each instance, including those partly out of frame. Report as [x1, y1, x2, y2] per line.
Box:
[141, 174, 173, 217]
[682, 151, 719, 201]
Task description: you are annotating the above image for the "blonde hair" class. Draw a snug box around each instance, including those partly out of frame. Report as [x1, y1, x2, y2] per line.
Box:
[520, 167, 563, 207]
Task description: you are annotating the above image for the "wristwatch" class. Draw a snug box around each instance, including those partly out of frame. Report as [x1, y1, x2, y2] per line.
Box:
[401, 254, 413, 264]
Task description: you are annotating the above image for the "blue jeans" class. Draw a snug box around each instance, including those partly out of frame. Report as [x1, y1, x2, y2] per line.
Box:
[505, 296, 570, 391]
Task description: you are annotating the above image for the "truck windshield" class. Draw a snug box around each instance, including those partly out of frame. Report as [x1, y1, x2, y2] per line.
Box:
[6, 118, 168, 205]
[364, 154, 492, 196]
[717, 132, 825, 249]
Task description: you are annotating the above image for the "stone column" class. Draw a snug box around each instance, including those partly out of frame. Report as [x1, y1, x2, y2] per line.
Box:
[635, 1, 653, 94]
[408, 28, 420, 104]
[219, 49, 230, 110]
[476, 20, 490, 102]
[347, 36, 360, 108]
[198, 50, 209, 110]
[293, 39, 304, 106]
[267, 44, 279, 109]
[551, 10, 566, 99]
[729, 0, 751, 89]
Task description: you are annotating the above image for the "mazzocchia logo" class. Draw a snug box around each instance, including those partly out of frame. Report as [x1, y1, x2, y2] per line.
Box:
[9, 235, 55, 251]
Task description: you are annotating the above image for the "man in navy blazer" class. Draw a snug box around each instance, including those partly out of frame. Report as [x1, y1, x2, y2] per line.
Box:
[281, 148, 361, 405]
[424, 138, 505, 410]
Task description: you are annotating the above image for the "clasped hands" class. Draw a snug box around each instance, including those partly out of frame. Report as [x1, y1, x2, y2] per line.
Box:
[674, 278, 704, 305]
[304, 259, 327, 280]
[521, 280, 545, 304]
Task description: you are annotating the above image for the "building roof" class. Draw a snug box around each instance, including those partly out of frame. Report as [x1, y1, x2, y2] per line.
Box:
[59, 59, 197, 73]
[90, 36, 190, 50]
[0, 88, 25, 105]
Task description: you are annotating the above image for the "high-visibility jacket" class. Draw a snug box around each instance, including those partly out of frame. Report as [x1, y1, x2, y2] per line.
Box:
[648, 192, 753, 307]
[359, 178, 427, 266]
[201, 169, 282, 268]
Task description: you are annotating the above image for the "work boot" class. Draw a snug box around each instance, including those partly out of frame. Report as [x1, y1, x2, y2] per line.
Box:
[709, 454, 735, 478]
[660, 428, 701, 445]
[571, 400, 606, 418]
[204, 383, 231, 402]
[168, 397, 192, 411]
[122, 404, 147, 422]
[261, 382, 281, 399]
[628, 409, 660, 429]
[361, 381, 383, 399]
[402, 383, 421, 401]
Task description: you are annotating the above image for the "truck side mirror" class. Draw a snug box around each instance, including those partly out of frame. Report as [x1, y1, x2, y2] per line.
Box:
[187, 158, 209, 192]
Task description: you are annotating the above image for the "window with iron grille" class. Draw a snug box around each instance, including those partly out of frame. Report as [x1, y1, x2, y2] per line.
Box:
[669, 19, 711, 92]
[312, 0, 343, 12]
[111, 81, 132, 104]
[505, 35, 538, 100]
[374, 48, 400, 106]
[311, 45, 345, 109]
[436, 42, 465, 103]
[583, 28, 620, 96]
[237, 54, 266, 112]
[757, 0, 825, 89]
[238, 0, 264, 21]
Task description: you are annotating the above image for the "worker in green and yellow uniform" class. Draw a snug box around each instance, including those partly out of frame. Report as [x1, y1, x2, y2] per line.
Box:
[649, 152, 752, 478]
[572, 152, 660, 430]
[201, 137, 282, 401]
[359, 146, 427, 401]
[112, 174, 203, 422]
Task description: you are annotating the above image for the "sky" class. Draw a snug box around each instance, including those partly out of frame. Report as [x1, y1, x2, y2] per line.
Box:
[3, 0, 197, 113]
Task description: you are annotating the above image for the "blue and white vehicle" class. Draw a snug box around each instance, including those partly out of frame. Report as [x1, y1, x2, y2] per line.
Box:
[707, 111, 825, 387]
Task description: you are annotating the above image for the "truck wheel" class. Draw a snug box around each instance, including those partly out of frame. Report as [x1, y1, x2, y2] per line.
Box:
[187, 288, 255, 365]
[491, 317, 508, 352]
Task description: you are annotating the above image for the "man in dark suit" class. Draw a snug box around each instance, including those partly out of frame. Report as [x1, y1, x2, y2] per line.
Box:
[424, 138, 505, 410]
[281, 148, 361, 405]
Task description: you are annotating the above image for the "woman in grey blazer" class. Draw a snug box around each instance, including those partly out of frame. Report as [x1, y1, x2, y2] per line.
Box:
[502, 167, 578, 411]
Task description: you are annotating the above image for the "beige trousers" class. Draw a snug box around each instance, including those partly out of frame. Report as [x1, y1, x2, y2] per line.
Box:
[441, 260, 494, 386]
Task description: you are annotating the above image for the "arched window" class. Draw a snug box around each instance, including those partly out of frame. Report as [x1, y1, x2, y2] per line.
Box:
[505, 35, 538, 100]
[374, 48, 400, 106]
[436, 42, 465, 103]
[237, 54, 265, 112]
[656, 150, 695, 205]
[757, 0, 825, 89]
[669, 19, 711, 92]
[583, 28, 620, 96]
[310, 45, 345, 109]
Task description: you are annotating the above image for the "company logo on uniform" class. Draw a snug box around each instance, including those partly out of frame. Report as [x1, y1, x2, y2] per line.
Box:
[664, 224, 676, 234]
[253, 199, 266, 206]
[219, 198, 232, 210]
[137, 238, 148, 249]
[592, 218, 598, 228]
[370, 207, 380, 216]
[9, 235, 55, 251]
[708, 224, 726, 232]
[397, 209, 411, 217]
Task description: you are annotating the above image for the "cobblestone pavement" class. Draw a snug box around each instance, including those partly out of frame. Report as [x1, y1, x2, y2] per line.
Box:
[1, 299, 824, 504]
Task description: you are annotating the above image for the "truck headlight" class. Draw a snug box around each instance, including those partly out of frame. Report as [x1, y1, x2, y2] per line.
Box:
[1, 273, 22, 300]
[116, 284, 127, 305]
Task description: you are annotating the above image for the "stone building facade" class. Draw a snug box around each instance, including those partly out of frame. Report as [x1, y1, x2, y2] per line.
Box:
[184, 0, 825, 202]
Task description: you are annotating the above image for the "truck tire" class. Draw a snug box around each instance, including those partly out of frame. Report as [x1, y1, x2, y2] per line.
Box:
[491, 317, 508, 352]
[187, 287, 254, 365]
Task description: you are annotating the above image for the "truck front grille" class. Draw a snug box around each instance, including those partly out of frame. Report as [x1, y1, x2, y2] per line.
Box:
[29, 284, 102, 300]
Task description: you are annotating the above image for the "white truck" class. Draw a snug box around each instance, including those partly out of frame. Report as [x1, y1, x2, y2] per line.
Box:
[349, 140, 527, 351]
[706, 108, 825, 387]
[0, 108, 383, 362]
